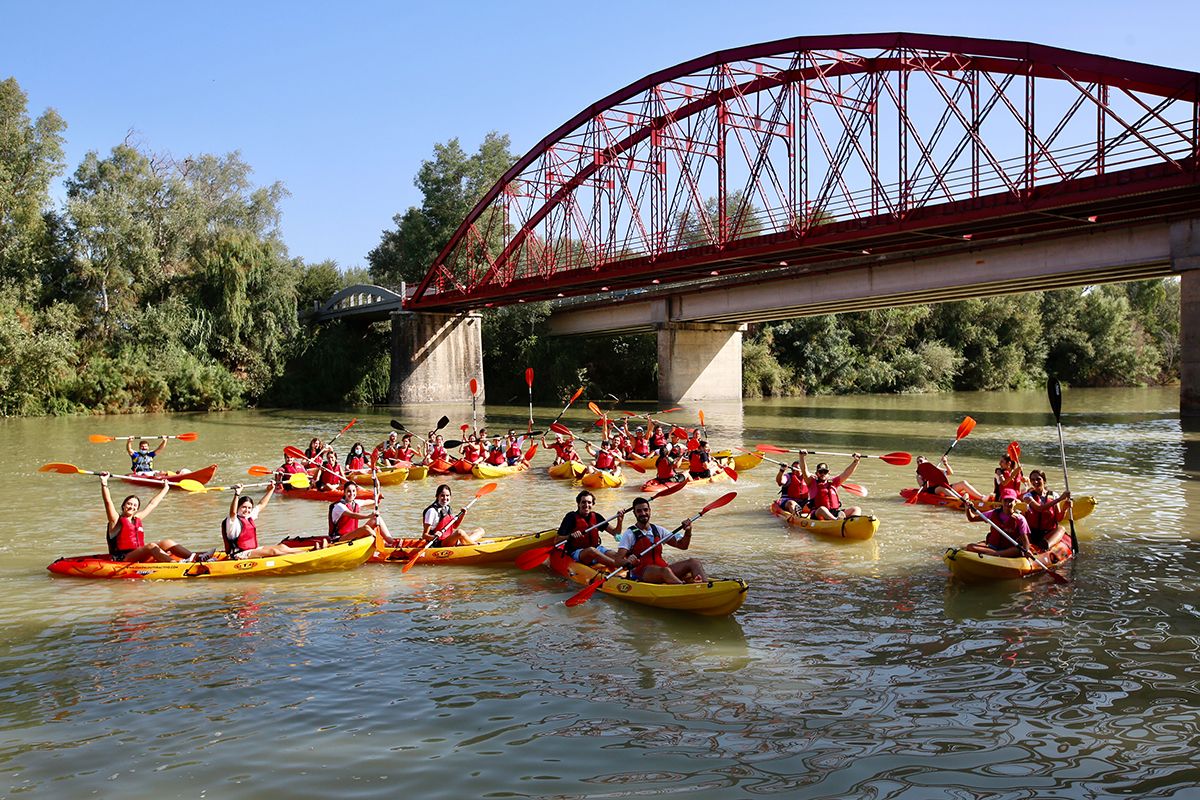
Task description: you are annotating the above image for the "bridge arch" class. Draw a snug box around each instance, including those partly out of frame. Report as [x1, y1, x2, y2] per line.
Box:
[408, 32, 1198, 311]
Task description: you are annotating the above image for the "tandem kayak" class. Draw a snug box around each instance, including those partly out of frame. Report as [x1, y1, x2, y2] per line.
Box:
[279, 485, 375, 502]
[641, 470, 730, 492]
[349, 467, 409, 486]
[122, 464, 218, 489]
[580, 470, 625, 489]
[471, 462, 529, 479]
[768, 500, 880, 540]
[898, 489, 1097, 520]
[46, 537, 374, 580]
[547, 550, 747, 617]
[548, 461, 587, 479]
[371, 530, 555, 566]
[943, 536, 1075, 582]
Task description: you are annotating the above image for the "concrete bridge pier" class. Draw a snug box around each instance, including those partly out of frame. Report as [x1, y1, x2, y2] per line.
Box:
[1176, 219, 1200, 417]
[657, 322, 746, 403]
[388, 311, 484, 404]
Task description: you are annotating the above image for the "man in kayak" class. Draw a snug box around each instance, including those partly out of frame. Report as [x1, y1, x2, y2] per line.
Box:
[775, 459, 810, 514]
[556, 490, 625, 568]
[422, 484, 482, 547]
[542, 432, 575, 465]
[127, 437, 168, 475]
[100, 473, 194, 562]
[800, 451, 863, 520]
[222, 482, 312, 560]
[328, 482, 392, 544]
[963, 487, 1032, 558]
[1021, 470, 1072, 550]
[615, 496, 707, 584]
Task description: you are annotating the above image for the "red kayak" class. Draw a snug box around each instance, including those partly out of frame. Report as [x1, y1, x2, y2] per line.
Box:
[452, 459, 475, 474]
[279, 485, 375, 502]
[428, 459, 456, 475]
[123, 464, 218, 489]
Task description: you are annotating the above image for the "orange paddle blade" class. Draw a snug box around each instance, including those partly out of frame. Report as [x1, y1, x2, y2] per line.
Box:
[588, 401, 603, 417]
[176, 432, 199, 442]
[283, 446, 307, 460]
[247, 465, 274, 476]
[475, 482, 499, 498]
[39, 462, 82, 474]
[88, 434, 114, 443]
[698, 410, 705, 426]
[550, 422, 572, 436]
[956, 416, 977, 441]
[523, 444, 539, 462]
[756, 444, 791, 454]
[564, 575, 606, 607]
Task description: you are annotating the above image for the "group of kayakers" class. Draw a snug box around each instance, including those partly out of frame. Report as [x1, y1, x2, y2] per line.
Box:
[774, 451, 865, 521]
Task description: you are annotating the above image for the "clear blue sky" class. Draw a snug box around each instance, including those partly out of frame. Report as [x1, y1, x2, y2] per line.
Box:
[3, 0, 1197, 272]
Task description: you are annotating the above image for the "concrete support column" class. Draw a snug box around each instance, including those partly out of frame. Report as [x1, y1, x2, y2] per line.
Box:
[1173, 220, 1200, 417]
[389, 311, 484, 404]
[656, 322, 746, 403]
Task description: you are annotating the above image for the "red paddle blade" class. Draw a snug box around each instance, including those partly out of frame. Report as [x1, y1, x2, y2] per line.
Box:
[701, 491, 738, 514]
[723, 466, 738, 481]
[624, 460, 646, 474]
[247, 465, 274, 476]
[841, 481, 868, 497]
[340, 418, 358, 435]
[879, 452, 913, 466]
[567, 387, 583, 404]
[523, 444, 538, 461]
[515, 545, 554, 570]
[956, 416, 977, 441]
[550, 422, 571, 436]
[756, 443, 791, 454]
[39, 462, 80, 474]
[470, 378, 478, 395]
[283, 446, 306, 460]
[564, 576, 605, 607]
[177, 432, 199, 442]
[1007, 441, 1021, 462]
[662, 407, 681, 413]
[671, 427, 689, 439]
[651, 480, 688, 500]
[917, 461, 953, 489]
[525, 368, 534, 387]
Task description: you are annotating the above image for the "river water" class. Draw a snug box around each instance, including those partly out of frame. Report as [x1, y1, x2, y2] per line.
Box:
[1, 387, 1197, 799]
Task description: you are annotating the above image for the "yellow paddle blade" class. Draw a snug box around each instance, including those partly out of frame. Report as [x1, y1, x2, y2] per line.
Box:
[285, 473, 311, 489]
[176, 479, 208, 493]
[39, 462, 81, 474]
[88, 434, 114, 443]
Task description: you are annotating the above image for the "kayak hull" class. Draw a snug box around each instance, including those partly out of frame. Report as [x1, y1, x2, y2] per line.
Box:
[471, 462, 529, 479]
[350, 467, 409, 486]
[280, 485, 375, 502]
[943, 536, 1075, 582]
[580, 470, 625, 489]
[548, 461, 586, 479]
[899, 489, 1097, 520]
[731, 452, 764, 472]
[372, 530, 554, 566]
[46, 537, 373, 580]
[547, 550, 747, 617]
[641, 470, 730, 492]
[405, 464, 429, 481]
[122, 464, 218, 489]
[768, 500, 879, 540]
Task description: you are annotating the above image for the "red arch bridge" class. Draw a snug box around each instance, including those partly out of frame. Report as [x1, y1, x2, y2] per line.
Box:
[328, 34, 1200, 410]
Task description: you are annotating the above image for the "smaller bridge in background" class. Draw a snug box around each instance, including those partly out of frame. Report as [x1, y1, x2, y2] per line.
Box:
[308, 283, 410, 323]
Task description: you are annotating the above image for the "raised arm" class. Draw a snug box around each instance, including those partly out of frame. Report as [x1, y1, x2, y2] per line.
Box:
[100, 473, 118, 526]
[837, 455, 862, 483]
[155, 437, 168, 456]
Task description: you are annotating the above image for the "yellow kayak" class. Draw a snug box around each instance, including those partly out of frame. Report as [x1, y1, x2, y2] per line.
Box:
[548, 461, 586, 479]
[350, 467, 409, 486]
[731, 451, 764, 471]
[943, 536, 1075, 582]
[898, 489, 1097, 520]
[471, 462, 530, 479]
[371, 530, 554, 566]
[46, 537, 374, 580]
[627, 454, 658, 470]
[768, 500, 879, 540]
[548, 550, 747, 616]
[405, 464, 429, 481]
[580, 470, 626, 489]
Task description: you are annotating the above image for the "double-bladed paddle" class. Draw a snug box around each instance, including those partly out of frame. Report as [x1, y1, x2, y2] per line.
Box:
[756, 443, 911, 466]
[39, 462, 207, 493]
[526, 368, 535, 433]
[210, 473, 310, 492]
[1048, 378, 1079, 552]
[904, 417, 977, 505]
[919, 461, 1067, 584]
[89, 432, 199, 443]
[563, 491, 737, 607]
[401, 482, 498, 573]
[515, 480, 687, 570]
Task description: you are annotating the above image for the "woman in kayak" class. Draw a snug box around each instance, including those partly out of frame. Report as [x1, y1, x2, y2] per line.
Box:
[304, 438, 326, 461]
[963, 487, 1031, 557]
[687, 440, 714, 479]
[345, 443, 370, 472]
[328, 482, 392, 543]
[775, 459, 811, 514]
[653, 445, 686, 486]
[421, 484, 482, 547]
[1021, 470, 1072, 549]
[314, 450, 344, 492]
[914, 455, 985, 501]
[616, 496, 706, 584]
[100, 473, 193, 562]
[556, 490, 624, 568]
[800, 451, 862, 521]
[222, 483, 312, 559]
[127, 437, 168, 475]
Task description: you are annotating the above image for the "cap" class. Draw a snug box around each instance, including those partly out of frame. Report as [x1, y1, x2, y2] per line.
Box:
[999, 488, 1019, 501]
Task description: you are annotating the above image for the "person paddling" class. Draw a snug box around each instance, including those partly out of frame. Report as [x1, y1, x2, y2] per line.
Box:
[422, 484, 482, 547]
[914, 455, 984, 501]
[615, 496, 707, 584]
[557, 490, 624, 568]
[687, 440, 714, 479]
[963, 487, 1032, 558]
[800, 451, 862, 521]
[127, 437, 168, 475]
[100, 473, 193, 562]
[584, 439, 622, 478]
[775, 459, 810, 514]
[314, 450, 344, 492]
[222, 483, 311, 560]
[653, 445, 686, 485]
[1021, 470, 1072, 550]
[328, 482, 392, 543]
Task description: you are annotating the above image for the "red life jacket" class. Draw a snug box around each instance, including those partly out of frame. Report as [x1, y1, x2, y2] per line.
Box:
[486, 448, 506, 466]
[630, 526, 669, 569]
[655, 454, 677, 480]
[688, 450, 708, 473]
[463, 444, 480, 461]
[594, 449, 616, 470]
[319, 462, 343, 485]
[430, 444, 448, 460]
[505, 443, 522, 461]
[396, 446, 417, 462]
[632, 436, 650, 456]
[781, 474, 808, 500]
[984, 508, 1030, 548]
[347, 454, 368, 470]
[562, 446, 579, 462]
[651, 431, 667, 448]
[565, 511, 603, 552]
[809, 479, 841, 511]
[108, 516, 144, 555]
[1023, 491, 1062, 532]
[223, 515, 258, 555]
[328, 500, 361, 538]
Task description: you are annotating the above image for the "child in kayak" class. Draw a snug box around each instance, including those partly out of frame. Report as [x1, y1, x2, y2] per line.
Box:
[100, 473, 193, 562]
[127, 437, 168, 475]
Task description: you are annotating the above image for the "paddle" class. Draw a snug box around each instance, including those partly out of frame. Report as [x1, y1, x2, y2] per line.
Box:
[515, 480, 688, 570]
[525, 368, 535, 432]
[755, 444, 911, 466]
[904, 416, 978, 505]
[401, 482, 498, 573]
[919, 461, 1067, 584]
[1048, 378, 1080, 552]
[548, 387, 585, 429]
[38, 462, 207, 493]
[325, 418, 359, 450]
[209, 473, 310, 492]
[699, 409, 707, 439]
[391, 414, 450, 439]
[588, 401, 611, 441]
[470, 378, 479, 432]
[89, 432, 199, 443]
[564, 491, 738, 607]
[742, 449, 866, 496]
[548, 422, 646, 473]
